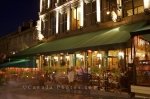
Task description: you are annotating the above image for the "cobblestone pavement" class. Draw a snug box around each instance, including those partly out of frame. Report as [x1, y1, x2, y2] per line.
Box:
[0, 80, 131, 99]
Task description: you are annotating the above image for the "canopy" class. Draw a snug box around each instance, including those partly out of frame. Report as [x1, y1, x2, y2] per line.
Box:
[143, 34, 150, 42]
[14, 21, 146, 57]
[131, 24, 150, 36]
[130, 23, 150, 42]
[0, 58, 36, 68]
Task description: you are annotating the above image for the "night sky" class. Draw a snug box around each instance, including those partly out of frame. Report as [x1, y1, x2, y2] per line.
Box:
[0, 0, 39, 36]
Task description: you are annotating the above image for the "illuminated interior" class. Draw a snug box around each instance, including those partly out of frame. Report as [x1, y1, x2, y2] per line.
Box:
[71, 6, 81, 30]
[143, 0, 150, 9]
[134, 36, 150, 60]
[133, 36, 150, 86]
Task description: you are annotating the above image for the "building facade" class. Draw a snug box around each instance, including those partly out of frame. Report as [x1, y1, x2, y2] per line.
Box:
[36, 1, 150, 71]
[33, 0, 150, 96]
[38, 0, 147, 38]
[0, 20, 38, 59]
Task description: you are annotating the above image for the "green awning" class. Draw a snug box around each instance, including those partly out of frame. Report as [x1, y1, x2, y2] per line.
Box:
[131, 24, 150, 36]
[14, 21, 146, 57]
[131, 23, 150, 41]
[0, 59, 36, 68]
[133, 24, 150, 33]
[143, 34, 150, 42]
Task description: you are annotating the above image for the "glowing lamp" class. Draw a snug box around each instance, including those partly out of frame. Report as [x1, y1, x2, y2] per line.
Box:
[106, 11, 110, 15]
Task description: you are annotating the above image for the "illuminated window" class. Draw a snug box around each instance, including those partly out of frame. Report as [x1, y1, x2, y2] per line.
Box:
[108, 50, 120, 69]
[134, 6, 144, 14]
[73, 7, 80, 20]
[123, 0, 144, 17]
[127, 9, 133, 16]
[134, 36, 150, 60]
[75, 52, 85, 66]
[127, 6, 144, 16]
[71, 7, 81, 30]
[71, 0, 84, 30]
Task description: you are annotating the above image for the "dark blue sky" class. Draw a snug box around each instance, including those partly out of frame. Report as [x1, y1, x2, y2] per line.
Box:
[0, 0, 39, 36]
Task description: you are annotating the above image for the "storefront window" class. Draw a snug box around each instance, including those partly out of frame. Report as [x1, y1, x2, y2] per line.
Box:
[51, 55, 59, 67]
[108, 50, 126, 70]
[59, 55, 66, 66]
[108, 50, 119, 69]
[86, 50, 105, 68]
[92, 51, 104, 67]
[134, 36, 150, 60]
[75, 52, 85, 67]
[134, 36, 150, 86]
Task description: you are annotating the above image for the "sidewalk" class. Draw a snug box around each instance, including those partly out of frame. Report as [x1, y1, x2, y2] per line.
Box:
[0, 79, 131, 99]
[29, 81, 131, 99]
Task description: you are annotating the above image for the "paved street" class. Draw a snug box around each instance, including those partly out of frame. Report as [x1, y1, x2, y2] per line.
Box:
[0, 80, 131, 99]
[0, 80, 95, 99]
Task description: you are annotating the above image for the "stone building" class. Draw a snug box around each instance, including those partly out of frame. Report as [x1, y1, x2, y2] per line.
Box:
[0, 20, 38, 58]
[16, 1, 149, 73]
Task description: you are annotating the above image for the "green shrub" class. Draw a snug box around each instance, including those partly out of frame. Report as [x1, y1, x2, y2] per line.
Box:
[91, 66, 100, 74]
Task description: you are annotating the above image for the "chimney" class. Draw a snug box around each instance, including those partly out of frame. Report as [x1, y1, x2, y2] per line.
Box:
[29, 20, 33, 28]
[18, 26, 22, 32]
